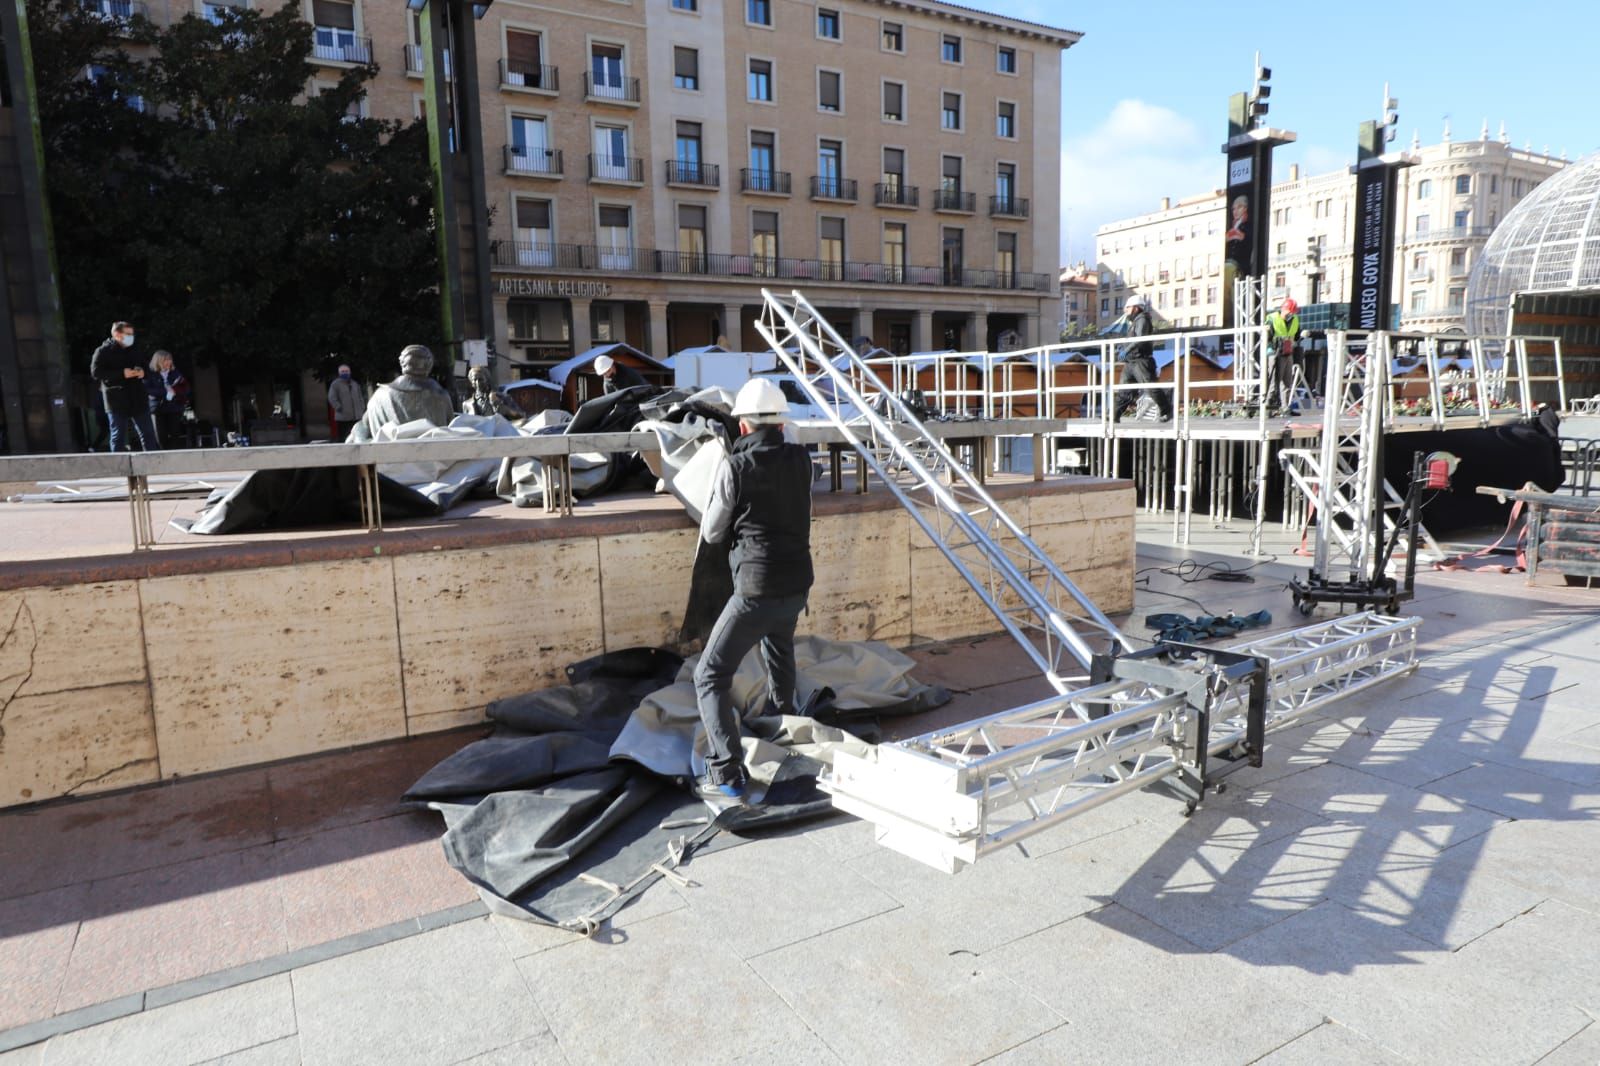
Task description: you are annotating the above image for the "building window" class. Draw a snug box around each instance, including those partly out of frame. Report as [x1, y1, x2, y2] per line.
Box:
[1173, 287, 1184, 307]
[1101, 297, 1110, 314]
[1490, 175, 1498, 194]
[592, 124, 631, 181]
[817, 7, 840, 39]
[882, 146, 905, 190]
[820, 217, 845, 280]
[996, 232, 1016, 285]
[1276, 241, 1287, 255]
[311, 0, 362, 63]
[1450, 248, 1467, 273]
[996, 101, 1015, 139]
[590, 43, 626, 99]
[995, 162, 1015, 206]
[597, 205, 632, 269]
[1412, 251, 1427, 271]
[752, 210, 779, 274]
[942, 227, 963, 284]
[746, 0, 770, 26]
[881, 20, 903, 52]
[818, 70, 841, 112]
[508, 114, 551, 172]
[747, 58, 773, 102]
[746, 130, 779, 191]
[1190, 287, 1199, 305]
[941, 92, 961, 131]
[676, 204, 707, 271]
[882, 81, 903, 122]
[941, 34, 961, 63]
[817, 139, 843, 197]
[674, 120, 703, 179]
[513, 198, 553, 266]
[1448, 287, 1464, 311]
[941, 154, 962, 195]
[1272, 271, 1286, 289]
[1417, 178, 1432, 199]
[1410, 290, 1427, 314]
[504, 30, 546, 88]
[1206, 285, 1217, 303]
[997, 46, 1016, 73]
[671, 0, 697, 9]
[673, 47, 699, 91]
[1415, 214, 1430, 236]
[882, 222, 906, 281]
[1455, 174, 1470, 195]
[1283, 206, 1293, 223]
[1454, 209, 1470, 229]
[1157, 290, 1167, 309]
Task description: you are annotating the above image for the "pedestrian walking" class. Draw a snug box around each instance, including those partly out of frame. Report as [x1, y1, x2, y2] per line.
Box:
[145, 350, 191, 448]
[327, 364, 366, 442]
[90, 321, 157, 451]
[691, 378, 815, 803]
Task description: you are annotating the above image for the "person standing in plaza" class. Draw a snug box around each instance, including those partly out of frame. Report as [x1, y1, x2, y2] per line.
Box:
[90, 321, 157, 451]
[1113, 295, 1172, 422]
[692, 378, 815, 803]
[145, 350, 190, 448]
[327, 364, 365, 441]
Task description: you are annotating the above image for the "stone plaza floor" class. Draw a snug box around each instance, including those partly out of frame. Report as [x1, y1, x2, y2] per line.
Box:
[1, 514, 1598, 1065]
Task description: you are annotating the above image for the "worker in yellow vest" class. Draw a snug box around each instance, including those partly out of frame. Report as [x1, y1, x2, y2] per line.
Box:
[1267, 297, 1301, 411]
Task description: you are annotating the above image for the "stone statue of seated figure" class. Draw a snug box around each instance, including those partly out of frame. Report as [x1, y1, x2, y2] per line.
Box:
[460, 365, 522, 420]
[347, 344, 456, 442]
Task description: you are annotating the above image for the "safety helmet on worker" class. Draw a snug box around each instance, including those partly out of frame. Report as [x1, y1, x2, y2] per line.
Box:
[593, 354, 615, 375]
[1125, 294, 1148, 311]
[731, 377, 791, 418]
[1281, 297, 1299, 315]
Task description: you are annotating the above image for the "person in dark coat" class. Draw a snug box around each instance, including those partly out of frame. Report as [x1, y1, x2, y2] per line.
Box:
[594, 353, 647, 393]
[145, 350, 191, 448]
[691, 377, 815, 804]
[90, 321, 157, 451]
[1113, 295, 1172, 422]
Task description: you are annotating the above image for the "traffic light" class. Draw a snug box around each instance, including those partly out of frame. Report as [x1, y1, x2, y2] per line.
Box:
[1250, 58, 1272, 127]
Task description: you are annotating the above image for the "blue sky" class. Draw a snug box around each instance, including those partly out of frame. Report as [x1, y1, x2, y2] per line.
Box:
[986, 0, 1599, 263]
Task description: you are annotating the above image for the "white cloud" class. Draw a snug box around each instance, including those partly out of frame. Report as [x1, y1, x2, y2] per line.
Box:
[1060, 99, 1225, 263]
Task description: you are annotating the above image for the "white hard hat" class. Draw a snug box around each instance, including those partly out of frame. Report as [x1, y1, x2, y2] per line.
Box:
[593, 354, 615, 374]
[731, 377, 791, 418]
[1125, 294, 1148, 311]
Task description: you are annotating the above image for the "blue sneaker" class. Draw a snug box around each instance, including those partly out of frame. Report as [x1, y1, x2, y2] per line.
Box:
[693, 775, 747, 805]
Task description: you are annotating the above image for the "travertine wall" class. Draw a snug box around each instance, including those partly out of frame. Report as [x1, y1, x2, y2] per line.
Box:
[0, 485, 1133, 807]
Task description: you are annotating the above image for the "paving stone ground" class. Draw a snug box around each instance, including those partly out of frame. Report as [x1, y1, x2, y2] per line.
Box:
[2, 516, 1597, 1065]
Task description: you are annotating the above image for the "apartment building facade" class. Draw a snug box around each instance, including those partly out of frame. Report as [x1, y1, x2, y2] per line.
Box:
[1093, 134, 1566, 334]
[129, 0, 1073, 375]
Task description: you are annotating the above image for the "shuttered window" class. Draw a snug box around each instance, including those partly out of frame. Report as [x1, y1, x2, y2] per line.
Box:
[312, 0, 354, 29]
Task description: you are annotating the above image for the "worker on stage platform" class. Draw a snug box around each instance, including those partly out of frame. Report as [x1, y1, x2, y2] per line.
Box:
[1268, 296, 1302, 411]
[1113, 294, 1172, 422]
[691, 378, 815, 804]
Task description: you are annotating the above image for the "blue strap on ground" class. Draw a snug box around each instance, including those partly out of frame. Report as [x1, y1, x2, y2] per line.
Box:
[1144, 610, 1272, 644]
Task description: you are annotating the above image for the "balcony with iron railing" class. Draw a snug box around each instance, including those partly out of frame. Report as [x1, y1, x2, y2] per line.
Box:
[504, 145, 563, 178]
[403, 45, 451, 78]
[989, 195, 1029, 219]
[1406, 225, 1494, 244]
[80, 0, 145, 28]
[933, 189, 976, 214]
[487, 240, 1052, 292]
[587, 154, 643, 184]
[874, 182, 919, 208]
[499, 60, 558, 94]
[311, 33, 372, 65]
[810, 176, 858, 202]
[665, 160, 720, 188]
[583, 73, 641, 105]
[740, 168, 792, 195]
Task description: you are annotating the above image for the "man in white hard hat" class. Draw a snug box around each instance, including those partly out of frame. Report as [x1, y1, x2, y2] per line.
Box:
[692, 377, 815, 803]
[593, 352, 647, 394]
[1113, 294, 1172, 422]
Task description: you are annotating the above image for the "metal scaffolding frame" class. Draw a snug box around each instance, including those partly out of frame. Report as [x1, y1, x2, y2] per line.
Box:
[755, 288, 1423, 872]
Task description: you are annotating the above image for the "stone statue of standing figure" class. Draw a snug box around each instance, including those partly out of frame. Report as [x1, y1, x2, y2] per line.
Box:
[461, 365, 522, 421]
[346, 344, 456, 442]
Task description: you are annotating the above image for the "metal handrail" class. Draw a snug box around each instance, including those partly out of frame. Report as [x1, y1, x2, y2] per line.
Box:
[499, 60, 558, 91]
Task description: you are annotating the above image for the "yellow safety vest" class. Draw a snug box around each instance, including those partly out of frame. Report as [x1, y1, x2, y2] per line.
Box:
[1269, 312, 1300, 340]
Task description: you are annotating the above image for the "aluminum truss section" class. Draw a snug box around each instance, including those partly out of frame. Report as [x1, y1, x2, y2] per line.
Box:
[825, 611, 1419, 872]
[754, 289, 1134, 691]
[1279, 444, 1442, 567]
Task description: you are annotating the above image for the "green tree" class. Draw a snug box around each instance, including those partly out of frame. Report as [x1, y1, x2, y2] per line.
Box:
[28, 0, 438, 394]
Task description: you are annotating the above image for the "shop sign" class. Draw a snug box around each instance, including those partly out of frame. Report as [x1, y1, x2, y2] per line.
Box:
[495, 277, 614, 298]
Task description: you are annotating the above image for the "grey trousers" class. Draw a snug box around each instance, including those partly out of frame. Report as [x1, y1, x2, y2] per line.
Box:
[693, 592, 807, 785]
[1116, 355, 1171, 418]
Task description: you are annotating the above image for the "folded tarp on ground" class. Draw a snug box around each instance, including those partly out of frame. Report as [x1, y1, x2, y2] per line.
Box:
[405, 638, 949, 931]
[176, 413, 522, 534]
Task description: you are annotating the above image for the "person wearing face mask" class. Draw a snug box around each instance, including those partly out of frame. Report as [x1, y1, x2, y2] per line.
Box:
[326, 363, 366, 442]
[90, 321, 157, 451]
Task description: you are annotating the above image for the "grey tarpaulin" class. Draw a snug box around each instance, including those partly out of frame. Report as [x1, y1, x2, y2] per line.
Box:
[177, 414, 523, 534]
[407, 640, 949, 931]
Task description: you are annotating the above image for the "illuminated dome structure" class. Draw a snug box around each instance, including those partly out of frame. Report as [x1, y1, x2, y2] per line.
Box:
[1467, 151, 1600, 400]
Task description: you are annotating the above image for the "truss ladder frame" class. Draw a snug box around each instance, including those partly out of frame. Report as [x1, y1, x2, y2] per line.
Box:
[754, 289, 1133, 692]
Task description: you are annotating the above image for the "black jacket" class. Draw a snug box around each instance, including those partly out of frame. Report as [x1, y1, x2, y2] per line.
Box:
[722, 426, 814, 598]
[1125, 310, 1154, 363]
[603, 363, 648, 393]
[90, 339, 147, 415]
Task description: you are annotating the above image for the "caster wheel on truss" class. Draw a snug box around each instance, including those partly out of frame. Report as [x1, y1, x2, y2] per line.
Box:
[1183, 802, 1198, 818]
[1293, 593, 1315, 617]
[1382, 597, 1400, 616]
